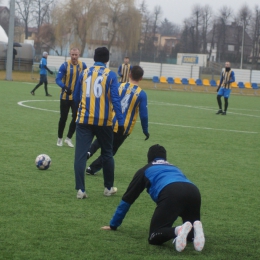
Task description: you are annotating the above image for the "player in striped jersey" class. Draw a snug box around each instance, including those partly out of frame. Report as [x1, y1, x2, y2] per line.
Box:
[56, 48, 87, 147]
[118, 57, 133, 83]
[86, 65, 149, 175]
[73, 47, 124, 199]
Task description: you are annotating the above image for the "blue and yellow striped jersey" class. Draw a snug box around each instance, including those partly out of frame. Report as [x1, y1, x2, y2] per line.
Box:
[56, 60, 87, 100]
[112, 82, 148, 135]
[73, 62, 124, 126]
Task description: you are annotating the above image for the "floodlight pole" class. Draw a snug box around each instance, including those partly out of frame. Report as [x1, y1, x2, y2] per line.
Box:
[240, 22, 245, 69]
[5, 0, 16, 81]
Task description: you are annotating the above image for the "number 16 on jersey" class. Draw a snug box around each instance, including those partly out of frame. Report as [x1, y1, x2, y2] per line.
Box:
[85, 75, 104, 98]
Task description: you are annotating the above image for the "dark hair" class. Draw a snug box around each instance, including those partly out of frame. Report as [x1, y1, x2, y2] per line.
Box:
[147, 144, 167, 163]
[130, 66, 144, 81]
[124, 57, 129, 59]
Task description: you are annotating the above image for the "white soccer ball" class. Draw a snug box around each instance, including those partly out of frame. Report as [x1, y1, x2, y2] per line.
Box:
[35, 154, 51, 170]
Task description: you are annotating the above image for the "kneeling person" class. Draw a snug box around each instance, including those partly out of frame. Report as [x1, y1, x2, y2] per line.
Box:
[101, 145, 205, 252]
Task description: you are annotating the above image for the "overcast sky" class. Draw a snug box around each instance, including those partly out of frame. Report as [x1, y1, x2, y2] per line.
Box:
[138, 0, 259, 24]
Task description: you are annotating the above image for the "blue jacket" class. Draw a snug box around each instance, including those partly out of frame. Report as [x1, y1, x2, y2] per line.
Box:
[109, 159, 194, 229]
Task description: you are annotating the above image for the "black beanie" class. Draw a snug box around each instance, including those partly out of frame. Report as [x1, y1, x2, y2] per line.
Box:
[94, 47, 109, 63]
[147, 144, 167, 163]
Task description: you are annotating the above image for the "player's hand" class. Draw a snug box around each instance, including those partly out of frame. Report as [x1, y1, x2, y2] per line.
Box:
[117, 125, 124, 136]
[101, 226, 112, 230]
[64, 87, 72, 95]
[144, 133, 150, 141]
[50, 71, 54, 75]
[216, 86, 220, 92]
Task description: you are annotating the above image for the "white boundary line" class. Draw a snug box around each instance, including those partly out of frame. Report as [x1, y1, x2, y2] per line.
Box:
[17, 100, 258, 134]
[148, 101, 260, 118]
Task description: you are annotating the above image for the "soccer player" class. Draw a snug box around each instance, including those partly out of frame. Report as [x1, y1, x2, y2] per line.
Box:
[30, 52, 53, 96]
[73, 47, 124, 199]
[101, 144, 205, 253]
[216, 62, 235, 115]
[86, 65, 149, 175]
[55, 48, 87, 148]
[118, 57, 133, 83]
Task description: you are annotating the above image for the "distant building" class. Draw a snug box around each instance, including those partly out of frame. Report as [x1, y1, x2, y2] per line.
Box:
[206, 22, 252, 62]
[14, 27, 38, 44]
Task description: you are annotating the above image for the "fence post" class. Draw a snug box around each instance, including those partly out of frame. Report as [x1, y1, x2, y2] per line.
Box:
[250, 69, 252, 83]
[160, 63, 163, 77]
[191, 65, 193, 79]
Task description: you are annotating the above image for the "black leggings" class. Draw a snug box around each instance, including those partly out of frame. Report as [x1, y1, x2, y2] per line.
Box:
[217, 95, 229, 111]
[32, 75, 49, 95]
[58, 99, 77, 139]
[148, 182, 201, 245]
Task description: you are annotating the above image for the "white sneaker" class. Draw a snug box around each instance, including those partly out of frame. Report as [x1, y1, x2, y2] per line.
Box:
[174, 221, 192, 252]
[193, 221, 205, 251]
[57, 138, 63, 146]
[65, 137, 74, 148]
[104, 187, 118, 196]
[77, 189, 87, 199]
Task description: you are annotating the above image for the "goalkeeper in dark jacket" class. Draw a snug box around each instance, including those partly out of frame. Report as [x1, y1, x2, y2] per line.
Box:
[101, 144, 205, 253]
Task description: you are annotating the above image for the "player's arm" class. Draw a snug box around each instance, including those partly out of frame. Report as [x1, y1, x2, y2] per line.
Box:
[102, 167, 147, 231]
[139, 91, 149, 140]
[118, 65, 122, 77]
[230, 71, 235, 83]
[83, 62, 87, 70]
[42, 59, 53, 74]
[55, 63, 67, 88]
[109, 72, 124, 133]
[217, 72, 224, 92]
[73, 71, 84, 105]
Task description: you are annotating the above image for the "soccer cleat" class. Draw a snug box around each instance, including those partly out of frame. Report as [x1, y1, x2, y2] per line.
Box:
[46, 94, 52, 97]
[193, 221, 205, 251]
[216, 109, 223, 114]
[104, 187, 118, 196]
[30, 91, 35, 96]
[57, 138, 63, 146]
[87, 152, 91, 159]
[77, 189, 87, 199]
[86, 167, 96, 175]
[174, 221, 192, 252]
[64, 137, 74, 148]
[221, 111, 226, 115]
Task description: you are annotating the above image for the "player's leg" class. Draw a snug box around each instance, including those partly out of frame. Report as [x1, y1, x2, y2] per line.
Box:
[31, 75, 44, 94]
[95, 126, 115, 195]
[222, 89, 231, 115]
[43, 76, 51, 96]
[148, 183, 187, 246]
[87, 133, 128, 175]
[112, 132, 128, 155]
[58, 100, 70, 139]
[74, 124, 94, 198]
[180, 183, 205, 251]
[216, 88, 224, 114]
[67, 100, 77, 139]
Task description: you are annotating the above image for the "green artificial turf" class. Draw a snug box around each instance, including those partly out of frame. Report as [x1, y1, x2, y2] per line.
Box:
[0, 80, 259, 260]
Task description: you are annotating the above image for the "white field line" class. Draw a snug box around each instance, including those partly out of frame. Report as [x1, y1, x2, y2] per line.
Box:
[148, 101, 260, 118]
[17, 100, 258, 134]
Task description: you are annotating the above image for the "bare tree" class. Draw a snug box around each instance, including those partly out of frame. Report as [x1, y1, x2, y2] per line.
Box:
[16, 0, 34, 39]
[201, 5, 213, 53]
[216, 6, 233, 61]
[251, 6, 260, 67]
[65, 0, 98, 56]
[191, 5, 202, 53]
[33, 0, 54, 31]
